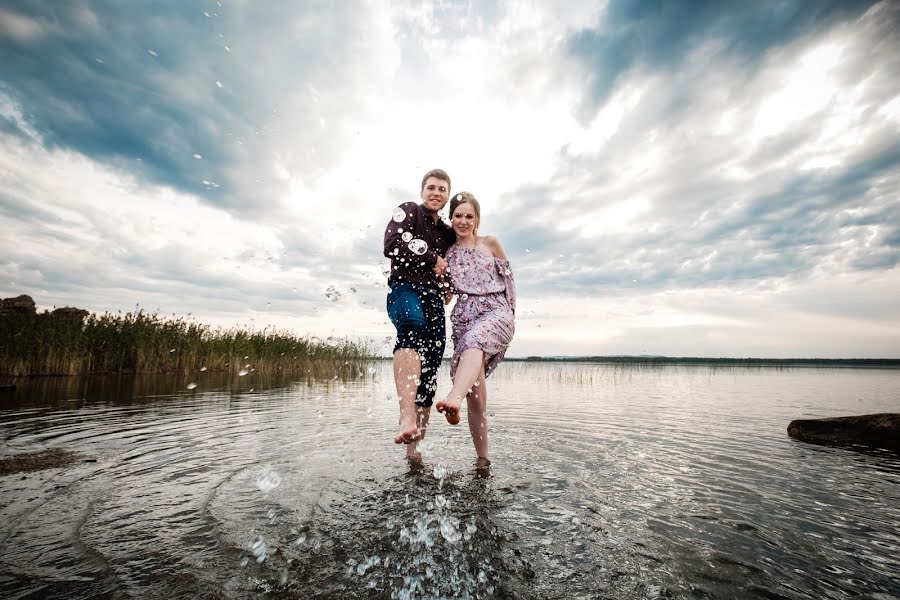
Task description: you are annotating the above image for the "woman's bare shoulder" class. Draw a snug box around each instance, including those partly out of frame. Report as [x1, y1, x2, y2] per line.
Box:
[482, 235, 508, 260]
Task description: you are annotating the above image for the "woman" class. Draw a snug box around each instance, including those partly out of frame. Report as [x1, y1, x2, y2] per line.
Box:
[435, 192, 516, 467]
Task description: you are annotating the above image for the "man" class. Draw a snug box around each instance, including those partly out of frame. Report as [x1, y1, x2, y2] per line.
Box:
[384, 168, 455, 461]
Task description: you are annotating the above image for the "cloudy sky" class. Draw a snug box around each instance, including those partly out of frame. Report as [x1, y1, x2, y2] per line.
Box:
[1, 1, 899, 358]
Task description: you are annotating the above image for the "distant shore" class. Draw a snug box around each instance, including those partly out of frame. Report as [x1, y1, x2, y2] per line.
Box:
[505, 356, 900, 368]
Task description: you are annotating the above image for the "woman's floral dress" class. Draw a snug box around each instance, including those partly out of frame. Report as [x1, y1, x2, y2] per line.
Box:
[446, 244, 516, 379]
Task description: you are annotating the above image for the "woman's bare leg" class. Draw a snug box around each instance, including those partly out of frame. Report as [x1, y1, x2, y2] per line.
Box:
[436, 348, 484, 425]
[466, 369, 489, 461]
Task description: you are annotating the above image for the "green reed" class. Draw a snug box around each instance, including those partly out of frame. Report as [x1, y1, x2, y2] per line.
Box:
[0, 310, 372, 377]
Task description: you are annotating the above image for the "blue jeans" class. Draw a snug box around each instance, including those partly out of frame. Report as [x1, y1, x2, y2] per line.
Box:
[386, 283, 446, 407]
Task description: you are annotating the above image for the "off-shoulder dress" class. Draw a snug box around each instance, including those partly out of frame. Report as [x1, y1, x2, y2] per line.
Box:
[446, 244, 516, 379]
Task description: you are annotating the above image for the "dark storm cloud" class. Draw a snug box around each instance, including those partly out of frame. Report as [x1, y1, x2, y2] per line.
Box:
[0, 1, 378, 210]
[567, 0, 879, 115]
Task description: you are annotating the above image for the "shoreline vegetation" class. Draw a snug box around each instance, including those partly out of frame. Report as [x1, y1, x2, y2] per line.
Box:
[1, 294, 370, 378]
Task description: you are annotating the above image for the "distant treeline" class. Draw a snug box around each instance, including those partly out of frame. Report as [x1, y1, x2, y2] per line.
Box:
[0, 309, 371, 377]
[508, 356, 900, 368]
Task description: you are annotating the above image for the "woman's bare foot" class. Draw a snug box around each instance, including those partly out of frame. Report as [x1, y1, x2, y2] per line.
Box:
[394, 416, 420, 444]
[435, 398, 461, 425]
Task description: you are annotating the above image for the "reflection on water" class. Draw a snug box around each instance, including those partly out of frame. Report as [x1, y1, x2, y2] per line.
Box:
[1, 363, 898, 599]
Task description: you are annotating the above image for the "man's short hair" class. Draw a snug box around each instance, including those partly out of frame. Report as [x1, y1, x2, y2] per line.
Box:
[420, 169, 451, 192]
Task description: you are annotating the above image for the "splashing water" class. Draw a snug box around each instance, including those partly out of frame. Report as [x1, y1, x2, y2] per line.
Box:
[401, 231, 413, 242]
[392, 207, 407, 223]
[250, 537, 268, 563]
[256, 468, 281, 493]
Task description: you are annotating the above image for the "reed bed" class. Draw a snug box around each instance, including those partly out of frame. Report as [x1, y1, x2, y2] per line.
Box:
[0, 310, 371, 377]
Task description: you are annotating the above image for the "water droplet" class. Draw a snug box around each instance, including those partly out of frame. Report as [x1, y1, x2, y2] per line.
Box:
[238, 369, 249, 377]
[256, 468, 281, 493]
[200, 366, 207, 372]
[401, 231, 413, 242]
[193, 153, 203, 160]
[147, 49, 158, 57]
[186, 382, 198, 390]
[169, 348, 176, 353]
[251, 537, 268, 562]
[325, 285, 342, 302]
[367, 366, 376, 374]
[525, 248, 530, 253]
[392, 207, 406, 222]
[216, 80, 224, 88]
[408, 239, 428, 255]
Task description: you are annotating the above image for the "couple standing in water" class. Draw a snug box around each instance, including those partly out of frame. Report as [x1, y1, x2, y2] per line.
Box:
[383, 169, 516, 468]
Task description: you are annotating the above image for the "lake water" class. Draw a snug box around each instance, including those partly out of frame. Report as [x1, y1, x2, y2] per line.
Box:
[1, 362, 898, 599]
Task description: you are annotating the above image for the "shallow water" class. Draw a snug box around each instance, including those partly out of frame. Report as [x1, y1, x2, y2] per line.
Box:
[1, 363, 899, 599]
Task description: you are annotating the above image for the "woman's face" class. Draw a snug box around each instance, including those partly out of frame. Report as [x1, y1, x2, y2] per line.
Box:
[451, 202, 478, 239]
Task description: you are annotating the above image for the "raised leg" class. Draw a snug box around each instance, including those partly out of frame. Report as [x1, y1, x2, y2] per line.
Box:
[436, 347, 484, 425]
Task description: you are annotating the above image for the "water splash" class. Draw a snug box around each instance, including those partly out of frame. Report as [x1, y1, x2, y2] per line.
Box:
[256, 468, 282, 493]
[250, 537, 268, 563]
[392, 207, 407, 223]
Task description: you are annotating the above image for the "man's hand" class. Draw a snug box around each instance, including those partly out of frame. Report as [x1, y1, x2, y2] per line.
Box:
[433, 256, 449, 275]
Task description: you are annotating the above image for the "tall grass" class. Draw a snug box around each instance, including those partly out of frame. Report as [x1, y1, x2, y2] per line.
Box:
[0, 310, 372, 377]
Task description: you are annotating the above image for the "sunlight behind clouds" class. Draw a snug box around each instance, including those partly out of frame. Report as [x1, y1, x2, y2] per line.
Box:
[752, 43, 843, 141]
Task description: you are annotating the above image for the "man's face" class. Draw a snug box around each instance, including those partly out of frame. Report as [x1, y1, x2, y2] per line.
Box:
[420, 177, 450, 214]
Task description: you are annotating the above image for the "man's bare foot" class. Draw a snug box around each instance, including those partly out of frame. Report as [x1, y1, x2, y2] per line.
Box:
[474, 456, 491, 477]
[435, 398, 461, 425]
[394, 416, 420, 444]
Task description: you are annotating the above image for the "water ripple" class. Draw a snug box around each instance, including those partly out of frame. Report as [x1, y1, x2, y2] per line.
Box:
[0, 366, 898, 598]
